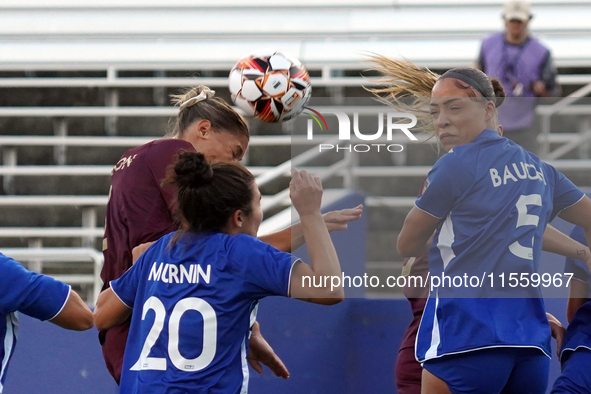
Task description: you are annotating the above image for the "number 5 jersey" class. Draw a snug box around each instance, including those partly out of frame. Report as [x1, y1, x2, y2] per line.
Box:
[414, 129, 584, 363]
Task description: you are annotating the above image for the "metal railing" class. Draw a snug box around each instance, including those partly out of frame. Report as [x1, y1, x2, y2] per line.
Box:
[537, 78, 591, 160]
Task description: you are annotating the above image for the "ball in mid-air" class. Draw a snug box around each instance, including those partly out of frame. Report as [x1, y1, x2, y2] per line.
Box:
[229, 49, 311, 122]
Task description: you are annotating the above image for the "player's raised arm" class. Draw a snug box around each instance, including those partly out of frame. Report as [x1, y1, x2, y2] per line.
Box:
[287, 169, 345, 304]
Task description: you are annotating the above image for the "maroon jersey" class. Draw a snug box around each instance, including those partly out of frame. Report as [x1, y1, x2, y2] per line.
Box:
[395, 178, 431, 394]
[100, 139, 194, 383]
[399, 255, 429, 351]
[101, 138, 194, 288]
[395, 254, 429, 394]
[400, 177, 431, 348]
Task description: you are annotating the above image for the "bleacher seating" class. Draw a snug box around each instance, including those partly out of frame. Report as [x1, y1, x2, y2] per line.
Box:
[1, 1, 591, 72]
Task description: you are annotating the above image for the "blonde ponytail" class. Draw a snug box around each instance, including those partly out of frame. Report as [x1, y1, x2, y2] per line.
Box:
[365, 55, 440, 137]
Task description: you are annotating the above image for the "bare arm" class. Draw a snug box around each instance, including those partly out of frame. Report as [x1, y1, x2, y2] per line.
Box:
[93, 288, 132, 331]
[397, 206, 442, 257]
[258, 228, 293, 253]
[558, 196, 591, 272]
[49, 289, 94, 331]
[259, 206, 363, 253]
[288, 169, 344, 305]
[542, 224, 590, 261]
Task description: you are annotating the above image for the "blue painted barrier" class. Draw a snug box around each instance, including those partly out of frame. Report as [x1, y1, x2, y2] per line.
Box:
[5, 319, 118, 394]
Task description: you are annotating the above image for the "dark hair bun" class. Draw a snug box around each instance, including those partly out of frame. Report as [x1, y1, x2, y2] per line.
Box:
[490, 78, 506, 108]
[174, 151, 213, 189]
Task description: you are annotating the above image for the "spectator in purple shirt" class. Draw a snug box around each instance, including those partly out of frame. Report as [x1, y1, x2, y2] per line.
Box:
[475, 0, 561, 153]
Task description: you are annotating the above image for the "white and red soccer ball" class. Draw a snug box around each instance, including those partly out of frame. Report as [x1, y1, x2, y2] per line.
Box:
[229, 49, 312, 122]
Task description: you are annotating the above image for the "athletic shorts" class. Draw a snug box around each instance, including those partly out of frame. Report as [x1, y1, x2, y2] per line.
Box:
[423, 347, 549, 394]
[395, 346, 422, 394]
[552, 348, 591, 393]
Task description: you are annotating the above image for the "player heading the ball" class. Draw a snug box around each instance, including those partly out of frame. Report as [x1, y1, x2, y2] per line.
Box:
[94, 152, 351, 393]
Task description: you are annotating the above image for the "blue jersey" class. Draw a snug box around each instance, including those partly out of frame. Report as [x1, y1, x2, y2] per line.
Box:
[112, 232, 297, 394]
[0, 253, 70, 393]
[414, 129, 584, 362]
[561, 225, 591, 360]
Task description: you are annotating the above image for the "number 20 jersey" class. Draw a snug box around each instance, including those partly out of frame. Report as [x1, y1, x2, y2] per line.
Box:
[414, 129, 584, 363]
[111, 232, 296, 394]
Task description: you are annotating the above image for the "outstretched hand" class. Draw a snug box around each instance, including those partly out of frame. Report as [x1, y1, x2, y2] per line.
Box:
[247, 322, 289, 379]
[290, 168, 363, 229]
[323, 204, 363, 232]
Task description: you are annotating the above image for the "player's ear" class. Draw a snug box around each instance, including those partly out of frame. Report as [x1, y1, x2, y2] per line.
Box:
[224, 210, 244, 235]
[484, 101, 496, 122]
[231, 209, 244, 228]
[196, 119, 213, 138]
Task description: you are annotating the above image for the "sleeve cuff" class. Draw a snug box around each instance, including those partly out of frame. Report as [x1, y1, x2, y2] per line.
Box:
[287, 258, 302, 297]
[45, 285, 72, 322]
[414, 202, 444, 220]
[559, 194, 586, 214]
[109, 280, 133, 309]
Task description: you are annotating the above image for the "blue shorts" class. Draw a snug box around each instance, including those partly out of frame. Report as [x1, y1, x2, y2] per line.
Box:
[423, 347, 549, 394]
[552, 348, 591, 393]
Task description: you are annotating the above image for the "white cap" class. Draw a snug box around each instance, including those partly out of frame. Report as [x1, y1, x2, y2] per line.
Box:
[503, 0, 532, 22]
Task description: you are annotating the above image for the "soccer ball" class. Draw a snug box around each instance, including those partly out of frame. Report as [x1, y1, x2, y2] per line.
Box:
[229, 49, 311, 122]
